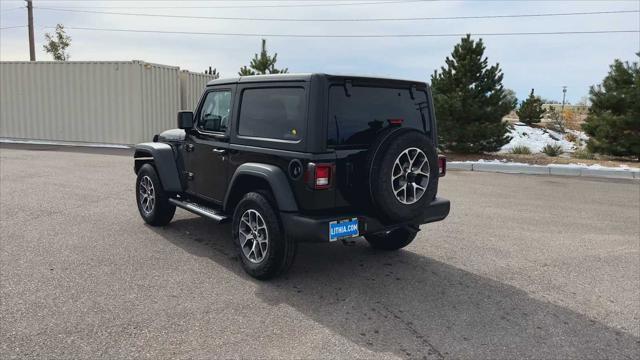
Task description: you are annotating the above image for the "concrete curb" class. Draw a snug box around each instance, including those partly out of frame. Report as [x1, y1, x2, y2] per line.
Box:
[449, 161, 639, 180]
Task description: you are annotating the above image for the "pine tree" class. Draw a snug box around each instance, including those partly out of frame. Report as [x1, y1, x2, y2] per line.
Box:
[204, 66, 220, 79]
[516, 89, 545, 125]
[582, 54, 640, 159]
[238, 39, 288, 76]
[431, 35, 515, 153]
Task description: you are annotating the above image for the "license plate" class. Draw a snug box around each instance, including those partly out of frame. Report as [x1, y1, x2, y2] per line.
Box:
[329, 218, 359, 242]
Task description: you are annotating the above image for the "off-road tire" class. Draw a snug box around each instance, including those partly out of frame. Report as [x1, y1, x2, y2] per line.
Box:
[135, 163, 176, 226]
[367, 128, 439, 222]
[232, 192, 296, 280]
[365, 227, 417, 251]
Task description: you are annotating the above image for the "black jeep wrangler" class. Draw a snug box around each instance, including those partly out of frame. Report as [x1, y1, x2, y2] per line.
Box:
[134, 74, 450, 279]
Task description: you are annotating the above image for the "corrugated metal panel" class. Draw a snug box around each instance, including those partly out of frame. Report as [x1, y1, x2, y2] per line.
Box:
[0, 61, 185, 144]
[179, 70, 214, 111]
[140, 61, 181, 141]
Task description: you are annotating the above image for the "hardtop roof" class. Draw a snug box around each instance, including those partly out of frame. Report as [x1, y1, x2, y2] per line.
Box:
[206, 73, 427, 87]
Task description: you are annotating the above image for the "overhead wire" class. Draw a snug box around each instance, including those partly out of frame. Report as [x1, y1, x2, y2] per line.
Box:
[0, 25, 27, 30]
[33, 7, 640, 22]
[52, 27, 640, 38]
[23, 0, 432, 10]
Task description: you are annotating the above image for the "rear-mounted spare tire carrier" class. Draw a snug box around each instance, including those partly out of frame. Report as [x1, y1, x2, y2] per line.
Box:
[366, 128, 439, 222]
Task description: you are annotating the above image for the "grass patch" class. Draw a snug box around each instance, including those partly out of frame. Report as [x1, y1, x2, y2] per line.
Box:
[573, 148, 595, 160]
[509, 145, 532, 155]
[541, 143, 564, 157]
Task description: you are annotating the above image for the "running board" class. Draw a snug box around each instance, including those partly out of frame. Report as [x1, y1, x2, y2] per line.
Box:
[169, 198, 228, 223]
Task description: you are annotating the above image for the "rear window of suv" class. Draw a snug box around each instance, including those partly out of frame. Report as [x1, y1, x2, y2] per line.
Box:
[238, 87, 305, 142]
[328, 85, 430, 147]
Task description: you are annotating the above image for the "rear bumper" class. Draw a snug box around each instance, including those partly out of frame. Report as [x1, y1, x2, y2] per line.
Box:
[281, 197, 450, 243]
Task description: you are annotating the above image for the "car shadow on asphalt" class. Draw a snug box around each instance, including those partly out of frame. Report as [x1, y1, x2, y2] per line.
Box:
[152, 216, 639, 360]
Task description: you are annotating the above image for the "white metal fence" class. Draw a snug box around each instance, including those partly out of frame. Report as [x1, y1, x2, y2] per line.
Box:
[0, 61, 213, 145]
[180, 70, 212, 112]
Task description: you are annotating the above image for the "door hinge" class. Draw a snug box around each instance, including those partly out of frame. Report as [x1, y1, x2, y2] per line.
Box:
[184, 143, 195, 152]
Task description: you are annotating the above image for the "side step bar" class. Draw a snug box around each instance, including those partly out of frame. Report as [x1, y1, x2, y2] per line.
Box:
[169, 198, 229, 223]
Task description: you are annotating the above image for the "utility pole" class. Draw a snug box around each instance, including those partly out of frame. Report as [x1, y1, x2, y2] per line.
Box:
[26, 0, 35, 61]
[560, 86, 567, 123]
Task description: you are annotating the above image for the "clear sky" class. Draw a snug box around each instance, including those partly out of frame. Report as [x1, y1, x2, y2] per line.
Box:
[1, 0, 638, 103]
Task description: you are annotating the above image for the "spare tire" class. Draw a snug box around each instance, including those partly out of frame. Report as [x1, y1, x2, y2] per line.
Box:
[367, 128, 439, 222]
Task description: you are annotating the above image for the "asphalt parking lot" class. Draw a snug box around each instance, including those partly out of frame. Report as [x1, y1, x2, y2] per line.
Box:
[1, 145, 639, 359]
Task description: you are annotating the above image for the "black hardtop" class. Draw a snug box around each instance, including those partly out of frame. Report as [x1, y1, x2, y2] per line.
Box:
[206, 73, 428, 88]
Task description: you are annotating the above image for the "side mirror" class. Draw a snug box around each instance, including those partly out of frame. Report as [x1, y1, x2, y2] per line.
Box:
[177, 111, 194, 129]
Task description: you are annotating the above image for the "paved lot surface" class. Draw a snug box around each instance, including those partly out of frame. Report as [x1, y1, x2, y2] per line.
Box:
[1, 146, 639, 359]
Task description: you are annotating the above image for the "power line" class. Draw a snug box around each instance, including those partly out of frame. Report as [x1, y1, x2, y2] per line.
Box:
[55, 26, 640, 38]
[25, 0, 430, 10]
[34, 7, 640, 22]
[0, 6, 24, 12]
[9, 0, 637, 1]
[0, 25, 27, 30]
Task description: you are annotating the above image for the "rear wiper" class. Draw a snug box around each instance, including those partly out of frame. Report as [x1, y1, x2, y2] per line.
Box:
[344, 80, 352, 97]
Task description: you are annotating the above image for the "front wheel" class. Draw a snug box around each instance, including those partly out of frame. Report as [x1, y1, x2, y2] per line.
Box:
[365, 227, 417, 251]
[135, 163, 176, 226]
[232, 192, 296, 280]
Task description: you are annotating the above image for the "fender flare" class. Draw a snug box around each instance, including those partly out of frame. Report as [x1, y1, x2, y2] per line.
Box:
[224, 163, 298, 212]
[134, 142, 183, 192]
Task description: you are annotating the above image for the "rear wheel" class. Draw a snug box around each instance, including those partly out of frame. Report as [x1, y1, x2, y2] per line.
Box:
[365, 227, 417, 251]
[232, 192, 296, 280]
[135, 163, 176, 226]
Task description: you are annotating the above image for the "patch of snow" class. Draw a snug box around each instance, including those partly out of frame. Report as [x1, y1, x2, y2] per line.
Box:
[499, 125, 588, 154]
[451, 160, 638, 172]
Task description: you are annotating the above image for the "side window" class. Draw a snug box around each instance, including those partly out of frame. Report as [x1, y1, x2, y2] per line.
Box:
[197, 90, 231, 133]
[238, 87, 305, 141]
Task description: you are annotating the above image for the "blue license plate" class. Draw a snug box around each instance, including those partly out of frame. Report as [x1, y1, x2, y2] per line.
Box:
[329, 218, 359, 242]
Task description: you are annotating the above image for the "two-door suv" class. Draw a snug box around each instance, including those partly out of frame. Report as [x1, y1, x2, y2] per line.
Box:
[134, 74, 450, 279]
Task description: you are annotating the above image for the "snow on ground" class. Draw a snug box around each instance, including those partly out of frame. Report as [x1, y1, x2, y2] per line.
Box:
[499, 123, 588, 154]
[451, 159, 638, 172]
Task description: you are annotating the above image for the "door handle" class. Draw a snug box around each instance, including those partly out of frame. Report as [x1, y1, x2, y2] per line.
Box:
[212, 148, 227, 155]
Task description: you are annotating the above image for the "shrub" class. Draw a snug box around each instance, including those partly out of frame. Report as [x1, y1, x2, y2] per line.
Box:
[546, 107, 565, 133]
[510, 145, 532, 155]
[573, 148, 595, 159]
[564, 133, 577, 142]
[541, 143, 564, 157]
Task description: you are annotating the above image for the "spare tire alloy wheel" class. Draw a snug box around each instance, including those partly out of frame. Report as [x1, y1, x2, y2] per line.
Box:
[139, 175, 156, 215]
[367, 128, 438, 222]
[238, 209, 269, 263]
[392, 147, 430, 204]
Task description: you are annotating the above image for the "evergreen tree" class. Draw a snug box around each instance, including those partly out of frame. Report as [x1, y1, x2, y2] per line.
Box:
[238, 39, 288, 76]
[582, 54, 640, 159]
[204, 66, 220, 79]
[516, 89, 545, 125]
[431, 35, 515, 153]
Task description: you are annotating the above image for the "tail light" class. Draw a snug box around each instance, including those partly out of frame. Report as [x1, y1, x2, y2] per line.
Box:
[438, 155, 446, 177]
[306, 163, 333, 189]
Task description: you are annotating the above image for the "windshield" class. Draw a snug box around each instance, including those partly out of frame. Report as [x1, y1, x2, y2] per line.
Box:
[327, 85, 430, 147]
